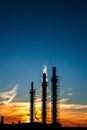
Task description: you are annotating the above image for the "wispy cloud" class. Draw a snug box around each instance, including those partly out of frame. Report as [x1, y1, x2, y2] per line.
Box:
[67, 88, 72, 91]
[60, 90, 64, 94]
[0, 84, 18, 105]
[60, 87, 73, 95]
[60, 98, 69, 103]
[67, 92, 73, 96]
[59, 100, 87, 127]
[60, 102, 87, 110]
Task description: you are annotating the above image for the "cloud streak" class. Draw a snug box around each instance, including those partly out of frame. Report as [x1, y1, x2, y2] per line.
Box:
[67, 92, 73, 96]
[0, 84, 18, 105]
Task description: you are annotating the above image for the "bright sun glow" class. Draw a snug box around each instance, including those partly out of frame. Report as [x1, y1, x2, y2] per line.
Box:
[0, 100, 87, 127]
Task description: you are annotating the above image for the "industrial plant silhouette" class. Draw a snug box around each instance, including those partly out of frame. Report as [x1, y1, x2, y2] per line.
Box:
[29, 66, 60, 125]
[0, 66, 86, 129]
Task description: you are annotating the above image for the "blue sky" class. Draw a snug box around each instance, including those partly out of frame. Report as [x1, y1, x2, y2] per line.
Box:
[0, 0, 87, 105]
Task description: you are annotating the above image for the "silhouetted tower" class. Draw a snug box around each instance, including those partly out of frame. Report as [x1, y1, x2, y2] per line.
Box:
[51, 66, 58, 124]
[42, 73, 47, 124]
[30, 82, 35, 123]
[1, 116, 4, 124]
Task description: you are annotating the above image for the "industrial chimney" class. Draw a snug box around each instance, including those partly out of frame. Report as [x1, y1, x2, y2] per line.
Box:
[42, 72, 47, 124]
[51, 66, 58, 124]
[30, 82, 35, 123]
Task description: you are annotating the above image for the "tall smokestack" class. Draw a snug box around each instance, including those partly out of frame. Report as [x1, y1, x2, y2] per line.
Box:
[42, 73, 47, 124]
[51, 66, 58, 124]
[30, 82, 35, 123]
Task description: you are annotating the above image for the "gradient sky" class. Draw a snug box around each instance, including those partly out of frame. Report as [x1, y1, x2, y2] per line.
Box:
[0, 0, 87, 127]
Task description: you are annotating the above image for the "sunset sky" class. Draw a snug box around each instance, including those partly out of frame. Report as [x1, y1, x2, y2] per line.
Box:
[0, 0, 87, 127]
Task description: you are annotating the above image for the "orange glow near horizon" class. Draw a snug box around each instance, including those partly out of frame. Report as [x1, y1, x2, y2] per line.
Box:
[0, 100, 87, 127]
